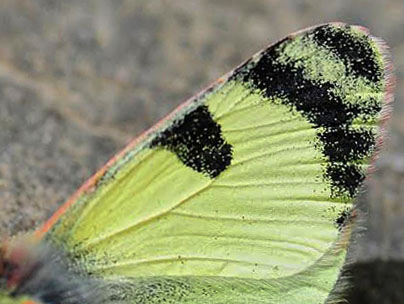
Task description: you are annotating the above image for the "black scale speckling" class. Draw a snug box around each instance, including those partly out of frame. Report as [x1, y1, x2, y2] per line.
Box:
[335, 208, 352, 230]
[312, 24, 383, 83]
[150, 105, 232, 178]
[236, 25, 382, 198]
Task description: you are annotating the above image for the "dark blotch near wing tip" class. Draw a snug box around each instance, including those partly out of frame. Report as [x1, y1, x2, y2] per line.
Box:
[312, 24, 383, 83]
[319, 127, 376, 163]
[237, 27, 381, 198]
[151, 105, 233, 178]
[230, 37, 290, 82]
[326, 163, 365, 198]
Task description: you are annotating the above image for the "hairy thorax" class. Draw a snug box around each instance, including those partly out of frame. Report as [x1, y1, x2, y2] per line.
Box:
[0, 236, 102, 304]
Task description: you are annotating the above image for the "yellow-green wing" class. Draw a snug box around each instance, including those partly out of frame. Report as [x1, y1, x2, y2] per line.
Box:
[42, 23, 393, 304]
[0, 293, 41, 304]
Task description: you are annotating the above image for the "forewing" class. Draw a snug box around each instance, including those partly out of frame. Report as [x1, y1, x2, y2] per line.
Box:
[39, 23, 393, 303]
[0, 293, 41, 304]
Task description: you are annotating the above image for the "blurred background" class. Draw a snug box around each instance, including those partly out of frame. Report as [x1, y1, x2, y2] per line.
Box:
[0, 1, 403, 302]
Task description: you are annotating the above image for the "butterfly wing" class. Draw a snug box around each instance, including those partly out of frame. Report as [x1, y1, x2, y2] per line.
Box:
[38, 23, 393, 303]
[0, 293, 34, 304]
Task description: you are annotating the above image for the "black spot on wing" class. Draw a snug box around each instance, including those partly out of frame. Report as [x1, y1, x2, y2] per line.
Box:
[242, 50, 354, 128]
[312, 24, 382, 82]
[150, 105, 232, 178]
[326, 163, 365, 198]
[230, 38, 289, 81]
[335, 208, 352, 230]
[239, 32, 380, 198]
[319, 127, 376, 163]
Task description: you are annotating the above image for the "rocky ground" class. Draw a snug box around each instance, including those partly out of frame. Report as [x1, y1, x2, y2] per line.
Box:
[1, 1, 403, 303]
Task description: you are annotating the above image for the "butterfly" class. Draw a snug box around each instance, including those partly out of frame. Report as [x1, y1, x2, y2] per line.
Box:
[0, 23, 394, 304]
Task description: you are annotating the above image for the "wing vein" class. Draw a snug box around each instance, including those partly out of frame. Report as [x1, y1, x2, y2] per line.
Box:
[172, 210, 329, 226]
[83, 181, 213, 248]
[230, 146, 321, 168]
[93, 255, 274, 272]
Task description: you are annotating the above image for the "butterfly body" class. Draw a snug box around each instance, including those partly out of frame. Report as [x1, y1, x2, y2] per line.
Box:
[0, 23, 393, 304]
